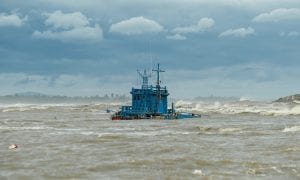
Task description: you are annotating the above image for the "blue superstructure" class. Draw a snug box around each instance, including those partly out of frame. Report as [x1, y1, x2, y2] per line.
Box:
[112, 64, 200, 120]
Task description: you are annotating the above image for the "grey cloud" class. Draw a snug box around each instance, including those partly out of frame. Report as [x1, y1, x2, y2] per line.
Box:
[0, 12, 27, 27]
[32, 11, 103, 43]
[33, 25, 102, 43]
[109, 16, 163, 35]
[172, 18, 215, 34]
[166, 34, 186, 40]
[253, 8, 300, 22]
[219, 27, 255, 37]
[43, 10, 90, 29]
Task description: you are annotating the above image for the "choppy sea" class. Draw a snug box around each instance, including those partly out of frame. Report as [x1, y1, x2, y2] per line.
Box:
[0, 99, 299, 179]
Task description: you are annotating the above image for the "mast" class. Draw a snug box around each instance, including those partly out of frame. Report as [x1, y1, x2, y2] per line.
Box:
[152, 64, 164, 87]
[152, 64, 165, 114]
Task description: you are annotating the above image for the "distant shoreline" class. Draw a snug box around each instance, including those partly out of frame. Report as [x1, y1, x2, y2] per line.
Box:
[2, 91, 299, 103]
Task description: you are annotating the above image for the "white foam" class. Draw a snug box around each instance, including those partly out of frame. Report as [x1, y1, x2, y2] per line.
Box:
[0, 103, 76, 112]
[0, 126, 51, 130]
[219, 127, 243, 133]
[282, 126, 300, 132]
[239, 96, 254, 101]
[80, 131, 95, 136]
[176, 100, 300, 116]
[96, 130, 196, 138]
[271, 166, 283, 173]
[0, 102, 125, 112]
[2, 100, 300, 116]
[193, 169, 204, 175]
[293, 100, 300, 104]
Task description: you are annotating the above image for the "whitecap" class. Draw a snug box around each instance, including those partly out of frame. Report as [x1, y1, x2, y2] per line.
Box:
[174, 99, 300, 116]
[193, 169, 204, 175]
[0, 126, 51, 130]
[271, 166, 283, 173]
[219, 127, 243, 133]
[282, 126, 300, 132]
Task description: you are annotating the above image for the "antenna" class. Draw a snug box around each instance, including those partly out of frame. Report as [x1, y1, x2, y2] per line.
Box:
[149, 40, 153, 63]
[137, 69, 151, 89]
[148, 40, 153, 85]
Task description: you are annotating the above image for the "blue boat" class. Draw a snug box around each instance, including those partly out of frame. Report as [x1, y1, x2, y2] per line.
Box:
[111, 64, 200, 120]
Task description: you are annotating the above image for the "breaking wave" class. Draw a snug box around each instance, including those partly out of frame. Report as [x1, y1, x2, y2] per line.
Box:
[196, 126, 244, 135]
[0, 126, 51, 130]
[0, 102, 123, 112]
[282, 126, 300, 132]
[175, 100, 300, 116]
[1, 100, 300, 116]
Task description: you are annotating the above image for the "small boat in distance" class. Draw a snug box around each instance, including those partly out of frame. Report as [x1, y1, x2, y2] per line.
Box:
[111, 64, 200, 120]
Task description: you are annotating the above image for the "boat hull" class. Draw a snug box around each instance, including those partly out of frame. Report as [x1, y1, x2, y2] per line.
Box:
[111, 113, 200, 120]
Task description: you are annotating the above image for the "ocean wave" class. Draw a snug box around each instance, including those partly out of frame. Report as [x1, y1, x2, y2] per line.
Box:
[193, 169, 204, 175]
[196, 126, 244, 135]
[282, 126, 300, 132]
[0, 126, 53, 130]
[0, 103, 75, 112]
[175, 100, 300, 116]
[1, 100, 300, 116]
[0, 102, 123, 112]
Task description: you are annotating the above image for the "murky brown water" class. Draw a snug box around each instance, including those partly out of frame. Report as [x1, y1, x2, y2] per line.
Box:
[0, 104, 299, 179]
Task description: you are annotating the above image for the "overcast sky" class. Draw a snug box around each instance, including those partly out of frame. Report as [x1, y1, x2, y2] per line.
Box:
[1, 0, 300, 100]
